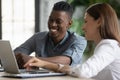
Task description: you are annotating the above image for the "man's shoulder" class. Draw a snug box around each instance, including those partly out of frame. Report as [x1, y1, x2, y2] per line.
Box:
[33, 31, 49, 39]
[68, 31, 86, 41]
[34, 31, 48, 36]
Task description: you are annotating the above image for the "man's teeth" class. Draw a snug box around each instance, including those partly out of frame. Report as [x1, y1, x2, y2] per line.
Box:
[51, 29, 57, 32]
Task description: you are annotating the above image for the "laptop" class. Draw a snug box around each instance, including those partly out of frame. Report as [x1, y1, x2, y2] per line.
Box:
[0, 40, 65, 78]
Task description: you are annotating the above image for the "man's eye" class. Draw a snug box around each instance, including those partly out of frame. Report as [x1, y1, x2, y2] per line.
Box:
[56, 19, 64, 24]
[56, 20, 62, 24]
[49, 19, 54, 22]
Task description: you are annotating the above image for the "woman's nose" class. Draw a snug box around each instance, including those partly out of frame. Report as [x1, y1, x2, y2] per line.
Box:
[81, 25, 85, 30]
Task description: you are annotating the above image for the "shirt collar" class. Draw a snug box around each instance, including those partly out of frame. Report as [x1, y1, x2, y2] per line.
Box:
[49, 31, 69, 47]
[59, 31, 68, 45]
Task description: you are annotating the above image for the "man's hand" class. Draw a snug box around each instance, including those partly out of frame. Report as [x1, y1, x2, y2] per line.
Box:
[15, 53, 32, 69]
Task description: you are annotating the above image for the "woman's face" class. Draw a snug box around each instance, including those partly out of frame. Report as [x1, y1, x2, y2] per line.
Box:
[82, 12, 101, 42]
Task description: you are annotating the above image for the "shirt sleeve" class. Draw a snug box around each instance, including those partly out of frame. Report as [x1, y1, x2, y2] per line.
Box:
[14, 33, 37, 55]
[62, 36, 87, 66]
[69, 42, 116, 78]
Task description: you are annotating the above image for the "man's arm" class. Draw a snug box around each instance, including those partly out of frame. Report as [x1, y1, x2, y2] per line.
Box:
[37, 56, 71, 65]
[15, 53, 71, 68]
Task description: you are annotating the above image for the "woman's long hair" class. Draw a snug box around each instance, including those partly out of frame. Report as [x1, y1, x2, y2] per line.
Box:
[86, 3, 120, 43]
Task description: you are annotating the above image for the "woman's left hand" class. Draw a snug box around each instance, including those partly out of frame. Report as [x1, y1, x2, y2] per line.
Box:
[24, 57, 46, 70]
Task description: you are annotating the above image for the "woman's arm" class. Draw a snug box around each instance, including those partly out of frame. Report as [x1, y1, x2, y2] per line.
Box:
[24, 57, 71, 73]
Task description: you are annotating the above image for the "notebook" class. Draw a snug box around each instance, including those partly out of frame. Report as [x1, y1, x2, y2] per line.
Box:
[0, 40, 65, 78]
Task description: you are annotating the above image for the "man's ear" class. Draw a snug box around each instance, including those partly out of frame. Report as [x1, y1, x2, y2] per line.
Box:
[68, 20, 73, 29]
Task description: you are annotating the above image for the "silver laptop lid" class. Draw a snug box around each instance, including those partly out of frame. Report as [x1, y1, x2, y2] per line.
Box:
[0, 40, 20, 74]
[0, 40, 66, 78]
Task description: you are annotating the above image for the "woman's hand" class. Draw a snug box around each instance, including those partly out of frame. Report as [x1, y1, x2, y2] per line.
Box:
[24, 57, 46, 70]
[24, 57, 71, 74]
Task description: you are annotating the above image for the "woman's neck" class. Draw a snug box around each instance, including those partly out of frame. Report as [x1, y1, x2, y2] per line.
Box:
[94, 34, 102, 45]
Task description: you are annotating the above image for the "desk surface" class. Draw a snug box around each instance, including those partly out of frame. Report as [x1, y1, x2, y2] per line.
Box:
[0, 72, 94, 80]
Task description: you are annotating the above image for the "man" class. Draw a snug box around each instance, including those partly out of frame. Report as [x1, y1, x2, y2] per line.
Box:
[14, 1, 87, 69]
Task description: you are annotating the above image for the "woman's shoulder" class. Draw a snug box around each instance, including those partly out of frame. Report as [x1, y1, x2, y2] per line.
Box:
[99, 39, 119, 46]
[96, 39, 120, 52]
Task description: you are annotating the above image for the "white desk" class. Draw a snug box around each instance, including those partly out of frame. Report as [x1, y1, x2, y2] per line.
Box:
[0, 72, 94, 80]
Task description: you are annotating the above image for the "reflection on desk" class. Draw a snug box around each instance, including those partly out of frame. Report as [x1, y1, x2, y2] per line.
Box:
[0, 72, 94, 80]
[0, 67, 94, 80]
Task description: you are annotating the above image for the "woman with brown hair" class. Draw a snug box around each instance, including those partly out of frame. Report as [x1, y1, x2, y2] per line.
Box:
[24, 3, 120, 80]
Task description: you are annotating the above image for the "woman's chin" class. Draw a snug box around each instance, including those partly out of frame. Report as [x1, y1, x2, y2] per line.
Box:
[85, 37, 91, 41]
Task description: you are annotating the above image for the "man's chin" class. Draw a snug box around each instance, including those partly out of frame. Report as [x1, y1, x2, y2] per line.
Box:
[50, 35, 58, 38]
[49, 33, 58, 38]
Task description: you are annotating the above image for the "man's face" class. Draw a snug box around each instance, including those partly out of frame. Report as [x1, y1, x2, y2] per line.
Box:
[48, 10, 72, 41]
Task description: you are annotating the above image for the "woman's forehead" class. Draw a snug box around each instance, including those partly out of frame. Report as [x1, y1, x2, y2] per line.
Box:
[84, 13, 94, 20]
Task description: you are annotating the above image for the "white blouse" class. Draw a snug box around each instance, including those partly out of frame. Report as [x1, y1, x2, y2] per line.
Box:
[69, 39, 120, 80]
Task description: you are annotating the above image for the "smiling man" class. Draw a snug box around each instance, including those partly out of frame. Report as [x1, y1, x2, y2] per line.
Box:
[14, 1, 87, 69]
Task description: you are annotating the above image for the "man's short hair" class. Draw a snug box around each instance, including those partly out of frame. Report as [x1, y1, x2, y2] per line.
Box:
[52, 1, 73, 19]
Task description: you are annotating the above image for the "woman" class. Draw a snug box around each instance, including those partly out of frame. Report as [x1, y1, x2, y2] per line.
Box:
[24, 3, 120, 80]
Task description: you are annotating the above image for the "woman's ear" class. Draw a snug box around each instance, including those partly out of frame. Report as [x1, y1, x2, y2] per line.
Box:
[97, 18, 101, 28]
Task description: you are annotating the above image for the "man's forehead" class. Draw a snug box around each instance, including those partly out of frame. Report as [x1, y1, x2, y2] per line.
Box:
[50, 10, 70, 19]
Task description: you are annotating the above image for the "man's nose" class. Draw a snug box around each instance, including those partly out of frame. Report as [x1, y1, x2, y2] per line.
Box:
[51, 21, 57, 26]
